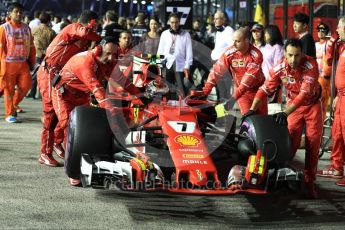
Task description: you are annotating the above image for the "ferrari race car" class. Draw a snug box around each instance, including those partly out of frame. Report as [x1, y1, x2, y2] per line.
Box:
[64, 55, 303, 195]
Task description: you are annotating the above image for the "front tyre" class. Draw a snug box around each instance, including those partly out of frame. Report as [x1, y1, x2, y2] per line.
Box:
[65, 106, 113, 179]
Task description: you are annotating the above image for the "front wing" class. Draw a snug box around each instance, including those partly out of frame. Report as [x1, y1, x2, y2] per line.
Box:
[80, 154, 303, 195]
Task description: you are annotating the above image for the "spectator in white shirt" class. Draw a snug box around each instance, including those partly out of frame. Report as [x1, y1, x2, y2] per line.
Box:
[210, 11, 234, 100]
[211, 11, 234, 61]
[29, 10, 41, 30]
[157, 13, 193, 97]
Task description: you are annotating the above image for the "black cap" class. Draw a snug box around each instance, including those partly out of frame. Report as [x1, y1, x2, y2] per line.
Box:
[250, 24, 264, 32]
[317, 23, 329, 33]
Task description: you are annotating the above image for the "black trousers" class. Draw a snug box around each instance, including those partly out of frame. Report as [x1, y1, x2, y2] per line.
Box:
[165, 67, 191, 98]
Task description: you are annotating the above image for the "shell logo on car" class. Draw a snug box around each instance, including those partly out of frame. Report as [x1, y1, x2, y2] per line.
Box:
[175, 135, 200, 147]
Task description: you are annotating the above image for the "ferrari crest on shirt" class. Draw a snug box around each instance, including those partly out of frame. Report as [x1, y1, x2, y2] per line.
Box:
[281, 76, 288, 84]
[232, 59, 245, 67]
[281, 75, 296, 84]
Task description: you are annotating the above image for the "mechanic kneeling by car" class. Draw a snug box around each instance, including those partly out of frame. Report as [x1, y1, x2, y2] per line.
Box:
[51, 38, 141, 186]
[248, 38, 323, 199]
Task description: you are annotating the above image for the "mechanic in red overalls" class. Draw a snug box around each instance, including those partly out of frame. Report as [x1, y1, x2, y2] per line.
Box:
[0, 3, 36, 123]
[317, 16, 345, 186]
[52, 40, 141, 185]
[249, 38, 322, 199]
[117, 31, 134, 72]
[202, 28, 267, 115]
[37, 10, 100, 167]
[108, 30, 141, 94]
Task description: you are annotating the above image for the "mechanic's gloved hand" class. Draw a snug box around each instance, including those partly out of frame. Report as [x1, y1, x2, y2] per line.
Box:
[272, 112, 288, 126]
[242, 109, 255, 122]
[90, 95, 99, 107]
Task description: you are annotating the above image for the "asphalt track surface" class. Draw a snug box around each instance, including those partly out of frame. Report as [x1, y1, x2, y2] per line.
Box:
[0, 98, 345, 229]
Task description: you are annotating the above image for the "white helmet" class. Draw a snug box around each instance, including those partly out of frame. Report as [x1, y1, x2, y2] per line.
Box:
[146, 79, 169, 98]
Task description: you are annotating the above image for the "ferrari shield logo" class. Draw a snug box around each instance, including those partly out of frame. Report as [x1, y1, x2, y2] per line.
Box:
[232, 59, 244, 67]
[196, 169, 203, 182]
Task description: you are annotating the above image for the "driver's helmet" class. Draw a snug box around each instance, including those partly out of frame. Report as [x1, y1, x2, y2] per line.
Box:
[146, 78, 169, 98]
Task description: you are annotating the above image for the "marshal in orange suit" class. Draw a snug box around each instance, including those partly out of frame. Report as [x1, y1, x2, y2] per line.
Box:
[0, 2, 35, 123]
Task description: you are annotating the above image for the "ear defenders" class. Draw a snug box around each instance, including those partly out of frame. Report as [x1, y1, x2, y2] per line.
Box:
[94, 36, 118, 57]
[93, 45, 102, 56]
[215, 26, 225, 32]
[93, 38, 107, 56]
[169, 28, 181, 34]
[99, 38, 107, 47]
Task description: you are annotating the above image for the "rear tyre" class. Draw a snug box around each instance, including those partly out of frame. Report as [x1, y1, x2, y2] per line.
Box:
[65, 106, 113, 179]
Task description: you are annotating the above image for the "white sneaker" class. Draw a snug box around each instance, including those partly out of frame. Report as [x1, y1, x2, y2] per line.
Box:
[5, 116, 18, 123]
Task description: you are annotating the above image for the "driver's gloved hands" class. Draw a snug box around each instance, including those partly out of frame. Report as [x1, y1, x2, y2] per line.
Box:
[242, 109, 255, 122]
[138, 96, 152, 105]
[272, 112, 288, 126]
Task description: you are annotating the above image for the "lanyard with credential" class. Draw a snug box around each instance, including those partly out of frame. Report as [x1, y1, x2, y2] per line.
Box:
[169, 34, 177, 54]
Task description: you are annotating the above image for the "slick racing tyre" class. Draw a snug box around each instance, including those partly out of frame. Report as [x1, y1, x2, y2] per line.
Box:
[65, 106, 113, 179]
[239, 115, 291, 165]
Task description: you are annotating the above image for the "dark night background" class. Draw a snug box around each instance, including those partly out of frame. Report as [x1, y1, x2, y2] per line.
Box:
[0, 0, 149, 18]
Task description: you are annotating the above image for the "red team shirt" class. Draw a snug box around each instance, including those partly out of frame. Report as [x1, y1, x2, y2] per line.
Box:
[45, 22, 100, 69]
[58, 50, 114, 104]
[205, 44, 265, 99]
[256, 55, 321, 107]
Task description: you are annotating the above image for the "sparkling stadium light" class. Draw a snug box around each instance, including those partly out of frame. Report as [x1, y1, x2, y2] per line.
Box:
[124, 0, 128, 2]
[133, 0, 138, 3]
[141, 0, 146, 5]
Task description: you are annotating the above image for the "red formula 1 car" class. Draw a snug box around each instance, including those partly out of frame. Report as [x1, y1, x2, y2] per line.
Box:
[64, 55, 303, 195]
